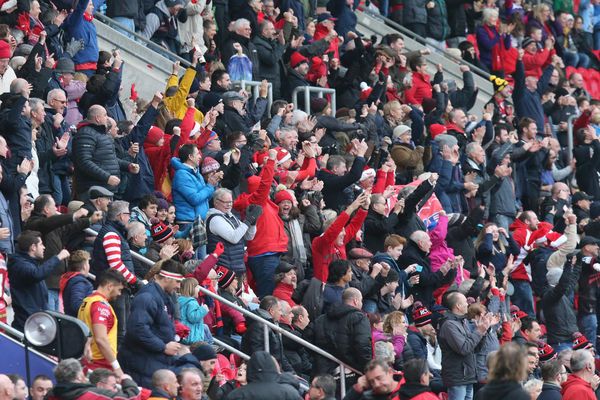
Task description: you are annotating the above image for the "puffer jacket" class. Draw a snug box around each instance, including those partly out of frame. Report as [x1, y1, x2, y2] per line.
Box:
[252, 34, 286, 98]
[63, 0, 98, 66]
[177, 295, 209, 344]
[403, 0, 428, 25]
[170, 157, 215, 221]
[72, 121, 129, 195]
[427, 0, 449, 41]
[119, 281, 177, 388]
[306, 303, 372, 374]
[438, 312, 485, 387]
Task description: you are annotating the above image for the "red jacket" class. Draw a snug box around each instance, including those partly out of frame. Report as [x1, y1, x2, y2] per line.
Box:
[311, 208, 368, 282]
[233, 159, 288, 257]
[404, 72, 432, 105]
[562, 374, 596, 400]
[523, 48, 555, 78]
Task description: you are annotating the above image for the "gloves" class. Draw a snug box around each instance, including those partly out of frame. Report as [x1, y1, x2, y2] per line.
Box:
[244, 204, 263, 226]
[213, 242, 225, 257]
[130, 84, 138, 101]
[65, 38, 85, 57]
[235, 322, 247, 334]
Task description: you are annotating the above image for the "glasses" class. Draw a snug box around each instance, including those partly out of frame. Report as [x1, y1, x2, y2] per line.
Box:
[120, 212, 131, 216]
[216, 199, 233, 205]
[54, 99, 67, 104]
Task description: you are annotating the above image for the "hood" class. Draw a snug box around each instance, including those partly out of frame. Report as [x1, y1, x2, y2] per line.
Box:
[398, 383, 433, 400]
[49, 383, 98, 400]
[246, 350, 279, 383]
[509, 218, 528, 232]
[326, 303, 362, 320]
[206, 208, 227, 219]
[562, 374, 592, 395]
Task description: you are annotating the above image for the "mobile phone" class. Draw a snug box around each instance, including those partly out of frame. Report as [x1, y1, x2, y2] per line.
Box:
[415, 265, 423, 273]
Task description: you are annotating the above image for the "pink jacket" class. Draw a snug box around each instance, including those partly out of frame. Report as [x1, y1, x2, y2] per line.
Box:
[428, 215, 468, 284]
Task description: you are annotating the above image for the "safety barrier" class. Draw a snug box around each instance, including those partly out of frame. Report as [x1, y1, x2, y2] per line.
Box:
[292, 86, 337, 115]
[232, 80, 274, 111]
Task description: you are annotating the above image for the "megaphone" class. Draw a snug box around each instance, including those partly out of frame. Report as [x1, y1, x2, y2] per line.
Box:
[23, 310, 89, 359]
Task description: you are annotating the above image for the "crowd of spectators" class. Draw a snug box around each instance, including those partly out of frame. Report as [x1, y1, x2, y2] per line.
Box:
[1, 0, 600, 399]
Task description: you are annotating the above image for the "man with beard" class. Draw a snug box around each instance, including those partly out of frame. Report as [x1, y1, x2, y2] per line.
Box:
[344, 359, 402, 399]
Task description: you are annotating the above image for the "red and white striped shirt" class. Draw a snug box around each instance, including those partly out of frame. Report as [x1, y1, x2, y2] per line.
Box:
[102, 232, 136, 284]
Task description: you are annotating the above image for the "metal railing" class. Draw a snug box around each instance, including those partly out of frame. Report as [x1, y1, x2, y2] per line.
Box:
[93, 13, 192, 69]
[232, 80, 274, 111]
[567, 114, 577, 162]
[357, 8, 491, 81]
[84, 228, 361, 396]
[292, 86, 337, 115]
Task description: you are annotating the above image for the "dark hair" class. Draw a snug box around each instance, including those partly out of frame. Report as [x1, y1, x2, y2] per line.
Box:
[211, 69, 229, 87]
[161, 259, 185, 275]
[260, 295, 279, 312]
[89, 368, 117, 385]
[96, 269, 127, 287]
[575, 128, 587, 144]
[179, 143, 197, 163]
[518, 117, 536, 134]
[117, 120, 134, 135]
[494, 123, 510, 137]
[97, 51, 112, 67]
[409, 56, 426, 71]
[225, 131, 245, 149]
[383, 33, 403, 45]
[521, 316, 538, 332]
[312, 375, 336, 397]
[164, 118, 182, 135]
[138, 194, 158, 210]
[86, 74, 107, 93]
[7, 374, 25, 385]
[541, 359, 563, 381]
[403, 359, 429, 383]
[270, 100, 287, 117]
[17, 230, 42, 252]
[33, 194, 54, 214]
[32, 374, 52, 385]
[327, 260, 351, 283]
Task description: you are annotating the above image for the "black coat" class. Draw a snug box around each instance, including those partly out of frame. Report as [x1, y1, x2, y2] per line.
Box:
[222, 32, 259, 80]
[474, 381, 530, 400]
[72, 122, 129, 196]
[316, 156, 366, 212]
[537, 382, 562, 400]
[364, 208, 400, 254]
[0, 96, 32, 170]
[393, 179, 433, 238]
[252, 35, 286, 99]
[445, 0, 469, 38]
[241, 308, 294, 373]
[574, 140, 600, 200]
[224, 351, 301, 400]
[280, 323, 312, 378]
[398, 240, 456, 307]
[306, 303, 372, 374]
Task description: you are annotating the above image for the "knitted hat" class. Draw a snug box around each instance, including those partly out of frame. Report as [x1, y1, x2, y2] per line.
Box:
[216, 265, 236, 289]
[192, 343, 217, 361]
[489, 74, 510, 93]
[54, 57, 75, 74]
[275, 147, 291, 165]
[538, 342, 557, 362]
[290, 52, 309, 68]
[164, 0, 183, 8]
[360, 167, 376, 182]
[572, 332, 594, 350]
[201, 157, 220, 174]
[546, 267, 563, 287]
[422, 97, 437, 114]
[522, 37, 535, 49]
[412, 303, 433, 327]
[146, 126, 165, 145]
[310, 97, 329, 113]
[433, 133, 458, 149]
[151, 219, 174, 243]
[392, 125, 411, 140]
[429, 124, 447, 139]
[274, 189, 294, 204]
[0, 40, 10, 60]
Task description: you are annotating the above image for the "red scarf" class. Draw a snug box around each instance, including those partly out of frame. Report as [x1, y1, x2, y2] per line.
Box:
[58, 272, 81, 313]
[83, 13, 93, 22]
[483, 24, 503, 72]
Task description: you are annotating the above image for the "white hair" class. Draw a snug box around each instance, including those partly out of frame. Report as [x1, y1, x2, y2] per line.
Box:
[233, 18, 251, 33]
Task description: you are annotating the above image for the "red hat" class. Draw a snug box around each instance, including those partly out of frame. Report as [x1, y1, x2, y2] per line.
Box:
[573, 332, 594, 350]
[360, 167, 376, 182]
[150, 218, 174, 243]
[412, 304, 433, 327]
[247, 175, 261, 193]
[146, 126, 164, 145]
[274, 189, 294, 204]
[429, 124, 447, 139]
[290, 52, 309, 68]
[510, 305, 528, 320]
[538, 341, 557, 362]
[0, 40, 10, 59]
[275, 147, 292, 165]
[201, 156, 220, 174]
[546, 231, 567, 248]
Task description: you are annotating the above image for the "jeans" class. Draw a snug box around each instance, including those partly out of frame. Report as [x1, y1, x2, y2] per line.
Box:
[493, 214, 514, 233]
[47, 289, 59, 311]
[448, 384, 473, 400]
[550, 341, 574, 353]
[378, 0, 389, 17]
[247, 253, 281, 298]
[52, 175, 71, 206]
[510, 280, 535, 317]
[112, 17, 136, 39]
[579, 313, 598, 348]
[563, 51, 591, 69]
[447, 36, 467, 49]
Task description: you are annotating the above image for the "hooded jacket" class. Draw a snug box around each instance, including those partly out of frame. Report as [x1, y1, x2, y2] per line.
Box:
[225, 351, 301, 400]
[171, 157, 215, 221]
[473, 380, 530, 400]
[537, 382, 562, 400]
[398, 383, 438, 400]
[46, 378, 140, 400]
[561, 374, 596, 400]
[307, 303, 372, 374]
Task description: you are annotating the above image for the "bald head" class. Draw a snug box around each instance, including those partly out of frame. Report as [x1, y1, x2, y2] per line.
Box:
[87, 105, 108, 127]
[10, 78, 30, 98]
[0, 374, 15, 400]
[342, 287, 363, 309]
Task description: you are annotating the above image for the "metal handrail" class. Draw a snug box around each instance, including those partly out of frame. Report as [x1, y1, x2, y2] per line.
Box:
[357, 8, 491, 80]
[232, 80, 274, 111]
[292, 86, 337, 114]
[84, 228, 361, 395]
[567, 114, 577, 162]
[93, 12, 192, 68]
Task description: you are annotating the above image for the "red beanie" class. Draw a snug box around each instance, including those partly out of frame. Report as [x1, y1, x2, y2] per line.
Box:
[290, 52, 309, 68]
[0, 40, 10, 59]
[247, 175, 261, 193]
[429, 124, 447, 139]
[146, 126, 164, 145]
[274, 190, 294, 204]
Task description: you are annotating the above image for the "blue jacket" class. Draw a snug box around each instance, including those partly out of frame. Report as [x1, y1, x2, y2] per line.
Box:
[63, 274, 94, 317]
[63, 0, 99, 66]
[170, 157, 215, 221]
[177, 296, 208, 345]
[513, 60, 554, 133]
[7, 252, 61, 331]
[328, 0, 357, 39]
[119, 281, 176, 387]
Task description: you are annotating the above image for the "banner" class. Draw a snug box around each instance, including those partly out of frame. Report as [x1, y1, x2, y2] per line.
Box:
[389, 180, 443, 231]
